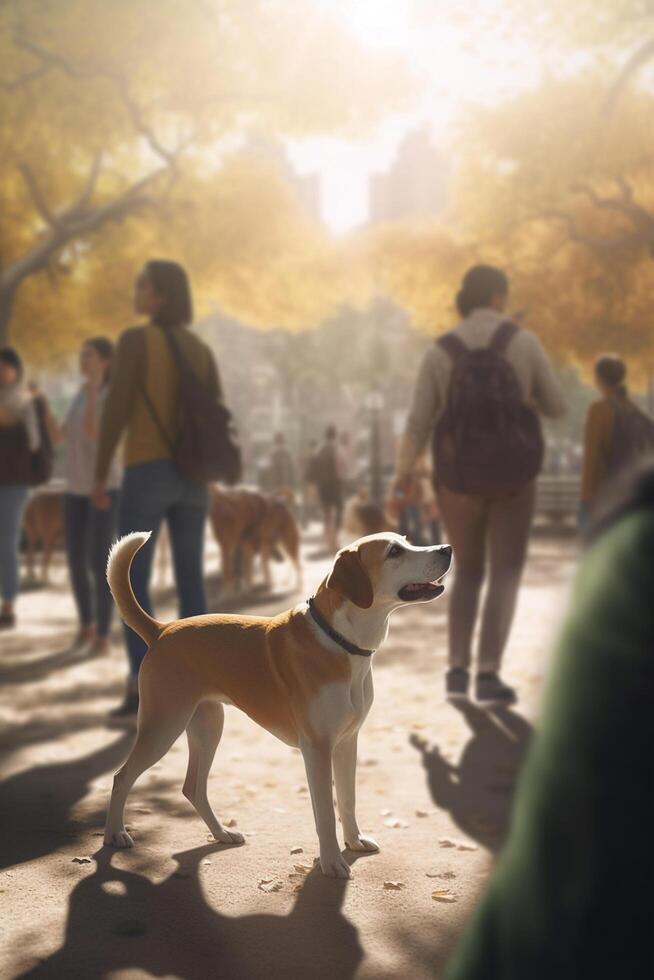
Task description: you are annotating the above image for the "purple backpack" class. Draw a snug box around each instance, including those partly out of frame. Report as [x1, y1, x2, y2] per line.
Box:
[432, 321, 544, 496]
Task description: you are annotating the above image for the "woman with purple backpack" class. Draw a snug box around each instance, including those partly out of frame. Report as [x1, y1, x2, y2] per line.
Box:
[394, 265, 565, 706]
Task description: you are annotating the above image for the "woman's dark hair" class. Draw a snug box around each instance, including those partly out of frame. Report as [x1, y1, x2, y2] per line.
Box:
[595, 354, 627, 395]
[85, 336, 114, 384]
[456, 265, 509, 318]
[145, 259, 193, 327]
[0, 346, 24, 381]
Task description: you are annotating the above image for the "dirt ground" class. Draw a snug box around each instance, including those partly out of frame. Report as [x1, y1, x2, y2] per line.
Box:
[0, 527, 579, 980]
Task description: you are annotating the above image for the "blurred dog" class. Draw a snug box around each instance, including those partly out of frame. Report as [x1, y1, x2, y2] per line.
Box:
[342, 487, 395, 539]
[22, 489, 65, 583]
[209, 486, 302, 594]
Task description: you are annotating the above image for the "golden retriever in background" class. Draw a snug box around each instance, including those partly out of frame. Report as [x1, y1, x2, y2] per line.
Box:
[22, 489, 65, 583]
[209, 486, 302, 594]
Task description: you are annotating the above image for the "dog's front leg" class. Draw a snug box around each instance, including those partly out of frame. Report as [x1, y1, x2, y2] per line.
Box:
[300, 738, 351, 879]
[333, 734, 380, 854]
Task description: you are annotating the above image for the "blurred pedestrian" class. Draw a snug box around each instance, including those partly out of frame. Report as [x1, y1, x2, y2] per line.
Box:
[301, 438, 319, 527]
[446, 462, 654, 980]
[394, 264, 565, 706]
[268, 432, 295, 497]
[579, 354, 654, 529]
[0, 347, 42, 629]
[313, 425, 343, 553]
[62, 338, 121, 654]
[93, 260, 223, 716]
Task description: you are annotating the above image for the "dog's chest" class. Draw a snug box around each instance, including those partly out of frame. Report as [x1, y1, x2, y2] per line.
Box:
[307, 661, 373, 741]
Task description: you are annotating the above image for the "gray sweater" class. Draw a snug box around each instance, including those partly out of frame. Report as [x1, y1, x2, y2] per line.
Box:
[397, 309, 566, 477]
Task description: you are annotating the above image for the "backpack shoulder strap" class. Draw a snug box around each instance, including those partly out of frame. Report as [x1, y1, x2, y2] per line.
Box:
[437, 332, 468, 363]
[490, 320, 519, 355]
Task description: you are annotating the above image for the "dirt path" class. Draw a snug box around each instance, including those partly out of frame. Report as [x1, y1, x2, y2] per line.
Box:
[0, 530, 578, 980]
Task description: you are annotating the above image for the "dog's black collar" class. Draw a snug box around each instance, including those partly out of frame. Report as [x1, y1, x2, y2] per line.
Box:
[307, 596, 374, 658]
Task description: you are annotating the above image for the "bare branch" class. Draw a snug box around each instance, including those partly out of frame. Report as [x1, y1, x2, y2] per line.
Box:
[18, 162, 60, 230]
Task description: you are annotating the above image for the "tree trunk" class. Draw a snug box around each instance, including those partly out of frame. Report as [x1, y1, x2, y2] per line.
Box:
[0, 282, 16, 347]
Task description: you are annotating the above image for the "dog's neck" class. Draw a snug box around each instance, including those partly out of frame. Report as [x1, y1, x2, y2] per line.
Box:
[313, 584, 391, 654]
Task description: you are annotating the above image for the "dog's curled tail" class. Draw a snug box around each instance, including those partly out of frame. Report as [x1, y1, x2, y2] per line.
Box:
[107, 532, 164, 647]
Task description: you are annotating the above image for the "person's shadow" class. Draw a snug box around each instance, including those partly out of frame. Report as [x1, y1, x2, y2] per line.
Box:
[17, 844, 366, 980]
[411, 702, 533, 851]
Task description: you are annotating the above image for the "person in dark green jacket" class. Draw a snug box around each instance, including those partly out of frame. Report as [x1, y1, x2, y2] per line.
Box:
[446, 462, 654, 980]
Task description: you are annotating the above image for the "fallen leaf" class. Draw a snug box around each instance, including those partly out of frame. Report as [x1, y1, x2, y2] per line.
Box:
[290, 847, 303, 855]
[415, 809, 429, 818]
[380, 809, 393, 817]
[134, 807, 152, 814]
[432, 889, 457, 903]
[384, 819, 409, 829]
[457, 841, 478, 852]
[72, 856, 91, 864]
[201, 859, 212, 866]
[438, 838, 457, 848]
[293, 863, 313, 875]
[383, 880, 405, 890]
[224, 818, 238, 828]
[258, 879, 283, 893]
[427, 871, 456, 880]
[295, 785, 308, 794]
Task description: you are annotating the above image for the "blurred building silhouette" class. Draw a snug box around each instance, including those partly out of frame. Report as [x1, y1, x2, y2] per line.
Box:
[239, 131, 321, 222]
[369, 127, 449, 224]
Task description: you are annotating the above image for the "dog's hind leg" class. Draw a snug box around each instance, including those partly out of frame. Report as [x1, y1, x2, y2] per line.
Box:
[104, 708, 189, 849]
[182, 701, 244, 845]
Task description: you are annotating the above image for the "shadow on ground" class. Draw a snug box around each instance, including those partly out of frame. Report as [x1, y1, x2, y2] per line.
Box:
[17, 846, 368, 980]
[411, 703, 533, 851]
[0, 731, 134, 872]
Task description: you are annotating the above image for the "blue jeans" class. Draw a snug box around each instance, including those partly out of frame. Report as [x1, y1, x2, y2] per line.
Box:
[0, 485, 29, 602]
[118, 460, 208, 676]
[64, 492, 119, 637]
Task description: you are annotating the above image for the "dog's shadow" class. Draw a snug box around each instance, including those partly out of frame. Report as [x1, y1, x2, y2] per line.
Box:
[17, 844, 366, 980]
[411, 702, 533, 851]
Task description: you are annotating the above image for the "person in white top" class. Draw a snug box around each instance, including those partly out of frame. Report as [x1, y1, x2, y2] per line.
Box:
[394, 265, 565, 706]
[62, 337, 122, 654]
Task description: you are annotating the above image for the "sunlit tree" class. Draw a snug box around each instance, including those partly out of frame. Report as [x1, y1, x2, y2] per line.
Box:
[0, 0, 410, 354]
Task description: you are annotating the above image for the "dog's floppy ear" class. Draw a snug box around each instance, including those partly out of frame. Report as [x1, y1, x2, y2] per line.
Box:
[326, 547, 373, 609]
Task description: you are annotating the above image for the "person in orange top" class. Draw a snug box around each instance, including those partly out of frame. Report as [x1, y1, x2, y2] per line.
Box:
[580, 355, 629, 527]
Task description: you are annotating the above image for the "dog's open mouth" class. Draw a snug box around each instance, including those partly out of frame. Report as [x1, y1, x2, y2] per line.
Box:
[398, 578, 445, 601]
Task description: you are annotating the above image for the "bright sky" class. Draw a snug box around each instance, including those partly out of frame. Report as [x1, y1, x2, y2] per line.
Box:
[288, 0, 543, 233]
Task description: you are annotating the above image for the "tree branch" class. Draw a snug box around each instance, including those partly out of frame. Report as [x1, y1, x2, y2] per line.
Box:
[18, 162, 60, 230]
[605, 36, 654, 114]
[0, 64, 50, 92]
[539, 209, 644, 252]
[1, 165, 168, 293]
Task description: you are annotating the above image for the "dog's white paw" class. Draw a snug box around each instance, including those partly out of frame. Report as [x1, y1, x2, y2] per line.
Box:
[104, 829, 134, 849]
[345, 835, 380, 853]
[320, 851, 352, 879]
[214, 828, 245, 846]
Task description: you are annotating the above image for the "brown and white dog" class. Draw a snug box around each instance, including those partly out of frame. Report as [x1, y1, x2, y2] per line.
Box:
[209, 486, 302, 594]
[103, 531, 452, 877]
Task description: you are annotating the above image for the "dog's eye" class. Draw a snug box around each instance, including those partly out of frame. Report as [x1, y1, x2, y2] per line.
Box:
[387, 544, 405, 559]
